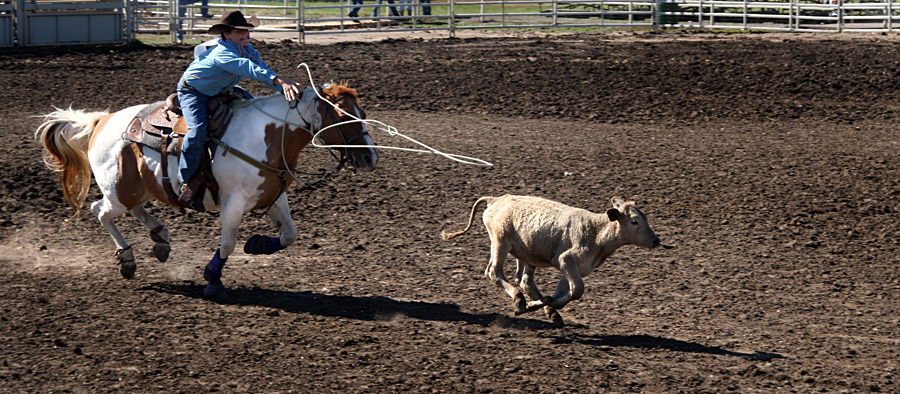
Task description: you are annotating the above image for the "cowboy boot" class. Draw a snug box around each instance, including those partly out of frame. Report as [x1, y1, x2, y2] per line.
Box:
[177, 176, 204, 210]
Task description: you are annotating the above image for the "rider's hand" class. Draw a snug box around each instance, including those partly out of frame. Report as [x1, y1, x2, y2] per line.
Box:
[274, 76, 301, 101]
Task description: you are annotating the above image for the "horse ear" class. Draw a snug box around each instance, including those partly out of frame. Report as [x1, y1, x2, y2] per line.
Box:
[606, 208, 620, 222]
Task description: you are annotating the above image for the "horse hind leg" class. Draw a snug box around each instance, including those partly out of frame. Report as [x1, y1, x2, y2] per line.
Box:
[244, 193, 296, 255]
[130, 205, 170, 262]
[91, 198, 136, 279]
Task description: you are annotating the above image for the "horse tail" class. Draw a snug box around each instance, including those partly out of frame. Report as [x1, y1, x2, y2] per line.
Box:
[35, 107, 110, 217]
[441, 196, 496, 240]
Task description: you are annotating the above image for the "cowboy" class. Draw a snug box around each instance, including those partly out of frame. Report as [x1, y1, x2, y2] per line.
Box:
[176, 10, 302, 210]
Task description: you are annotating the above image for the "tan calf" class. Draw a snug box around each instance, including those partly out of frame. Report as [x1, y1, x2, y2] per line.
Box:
[442, 195, 660, 324]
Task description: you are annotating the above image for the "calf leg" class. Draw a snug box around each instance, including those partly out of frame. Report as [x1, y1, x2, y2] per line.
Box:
[542, 254, 585, 310]
[484, 237, 526, 314]
[516, 260, 563, 324]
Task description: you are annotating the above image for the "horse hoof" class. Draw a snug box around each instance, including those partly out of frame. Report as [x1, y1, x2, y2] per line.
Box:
[119, 261, 137, 279]
[243, 234, 284, 255]
[152, 243, 170, 262]
[203, 283, 227, 298]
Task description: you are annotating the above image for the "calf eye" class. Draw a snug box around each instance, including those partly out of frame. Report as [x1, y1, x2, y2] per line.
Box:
[631, 220, 639, 226]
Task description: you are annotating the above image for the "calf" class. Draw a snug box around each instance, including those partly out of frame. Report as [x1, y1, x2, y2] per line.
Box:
[441, 195, 660, 324]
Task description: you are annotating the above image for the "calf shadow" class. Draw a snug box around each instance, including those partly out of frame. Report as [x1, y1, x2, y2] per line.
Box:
[141, 281, 561, 330]
[554, 333, 785, 361]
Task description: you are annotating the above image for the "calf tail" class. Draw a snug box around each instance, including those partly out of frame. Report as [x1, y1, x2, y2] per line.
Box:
[441, 196, 495, 240]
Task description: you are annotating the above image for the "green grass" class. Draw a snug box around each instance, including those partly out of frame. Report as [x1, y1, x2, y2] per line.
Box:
[138, 0, 657, 44]
[189, 0, 651, 19]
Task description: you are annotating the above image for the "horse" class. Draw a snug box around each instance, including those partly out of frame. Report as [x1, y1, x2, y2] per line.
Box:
[35, 83, 378, 297]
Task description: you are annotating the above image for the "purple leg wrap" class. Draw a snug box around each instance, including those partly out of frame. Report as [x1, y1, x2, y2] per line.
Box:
[203, 249, 227, 284]
[243, 234, 285, 255]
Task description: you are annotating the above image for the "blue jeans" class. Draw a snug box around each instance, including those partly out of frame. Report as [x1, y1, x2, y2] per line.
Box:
[177, 81, 210, 184]
[373, 0, 399, 17]
[348, 0, 363, 17]
[179, 0, 210, 18]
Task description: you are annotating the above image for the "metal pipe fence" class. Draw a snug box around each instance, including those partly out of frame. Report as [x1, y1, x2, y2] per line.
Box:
[126, 0, 900, 45]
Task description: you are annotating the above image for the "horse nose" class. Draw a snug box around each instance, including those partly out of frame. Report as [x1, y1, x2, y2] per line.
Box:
[357, 153, 378, 172]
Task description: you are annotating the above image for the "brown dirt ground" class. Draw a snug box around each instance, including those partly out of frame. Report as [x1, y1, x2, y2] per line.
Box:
[1, 30, 899, 393]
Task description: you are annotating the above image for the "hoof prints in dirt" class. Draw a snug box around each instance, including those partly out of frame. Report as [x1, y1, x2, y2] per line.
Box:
[1, 32, 899, 393]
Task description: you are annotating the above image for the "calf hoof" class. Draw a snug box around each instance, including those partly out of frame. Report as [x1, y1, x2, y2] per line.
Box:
[152, 243, 170, 262]
[119, 261, 137, 280]
[513, 292, 527, 315]
[546, 307, 564, 326]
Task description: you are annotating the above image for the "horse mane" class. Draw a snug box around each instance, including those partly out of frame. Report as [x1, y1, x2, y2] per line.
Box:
[322, 82, 358, 101]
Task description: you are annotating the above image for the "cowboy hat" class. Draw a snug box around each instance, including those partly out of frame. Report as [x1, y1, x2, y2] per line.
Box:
[207, 11, 260, 35]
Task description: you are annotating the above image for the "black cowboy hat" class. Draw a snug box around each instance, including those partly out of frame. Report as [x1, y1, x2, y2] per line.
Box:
[207, 11, 259, 35]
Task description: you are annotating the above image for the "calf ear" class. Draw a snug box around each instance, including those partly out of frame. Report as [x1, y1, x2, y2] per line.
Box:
[606, 208, 620, 222]
[610, 196, 627, 210]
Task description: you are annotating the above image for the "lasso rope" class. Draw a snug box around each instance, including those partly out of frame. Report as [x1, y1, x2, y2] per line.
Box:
[240, 64, 494, 186]
[292, 63, 493, 168]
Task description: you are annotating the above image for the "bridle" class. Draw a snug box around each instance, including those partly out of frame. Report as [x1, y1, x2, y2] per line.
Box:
[314, 90, 371, 173]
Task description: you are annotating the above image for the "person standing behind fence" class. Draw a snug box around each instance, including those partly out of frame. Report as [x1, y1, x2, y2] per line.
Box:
[176, 11, 302, 210]
[176, 0, 215, 42]
[420, 0, 431, 16]
[372, 0, 400, 17]
[397, 0, 412, 16]
[348, 0, 363, 19]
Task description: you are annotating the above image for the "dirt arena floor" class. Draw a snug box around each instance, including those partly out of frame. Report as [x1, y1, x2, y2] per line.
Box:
[2, 30, 900, 393]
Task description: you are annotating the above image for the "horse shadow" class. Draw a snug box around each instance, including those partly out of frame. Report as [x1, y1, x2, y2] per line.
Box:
[552, 333, 786, 361]
[140, 281, 562, 330]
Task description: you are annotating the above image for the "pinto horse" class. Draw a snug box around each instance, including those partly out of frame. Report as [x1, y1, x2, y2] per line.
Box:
[36, 83, 378, 297]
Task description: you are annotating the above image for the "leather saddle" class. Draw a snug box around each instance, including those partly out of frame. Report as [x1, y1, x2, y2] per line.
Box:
[124, 92, 242, 211]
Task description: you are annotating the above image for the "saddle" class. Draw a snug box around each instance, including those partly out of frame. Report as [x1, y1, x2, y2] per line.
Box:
[124, 92, 242, 212]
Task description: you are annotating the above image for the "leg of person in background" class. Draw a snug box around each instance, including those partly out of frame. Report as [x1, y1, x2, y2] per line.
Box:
[421, 0, 431, 16]
[201, 0, 214, 18]
[176, 0, 187, 42]
[372, 0, 380, 17]
[385, 0, 399, 17]
[399, 0, 411, 16]
[348, 0, 362, 18]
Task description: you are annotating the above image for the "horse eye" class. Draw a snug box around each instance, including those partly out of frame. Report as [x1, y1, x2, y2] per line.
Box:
[631, 220, 639, 226]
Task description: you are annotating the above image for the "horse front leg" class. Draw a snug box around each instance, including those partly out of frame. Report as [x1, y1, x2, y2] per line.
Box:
[203, 197, 245, 298]
[243, 193, 296, 255]
[90, 199, 135, 279]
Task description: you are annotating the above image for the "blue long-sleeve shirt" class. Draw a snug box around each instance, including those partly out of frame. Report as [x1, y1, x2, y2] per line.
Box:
[181, 38, 281, 97]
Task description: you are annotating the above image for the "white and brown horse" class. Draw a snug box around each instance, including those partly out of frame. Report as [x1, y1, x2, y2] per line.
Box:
[36, 83, 377, 297]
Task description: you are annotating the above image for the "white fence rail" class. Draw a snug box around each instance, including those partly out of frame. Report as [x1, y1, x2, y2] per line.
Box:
[656, 0, 900, 32]
[129, 0, 900, 44]
[5, 0, 900, 46]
